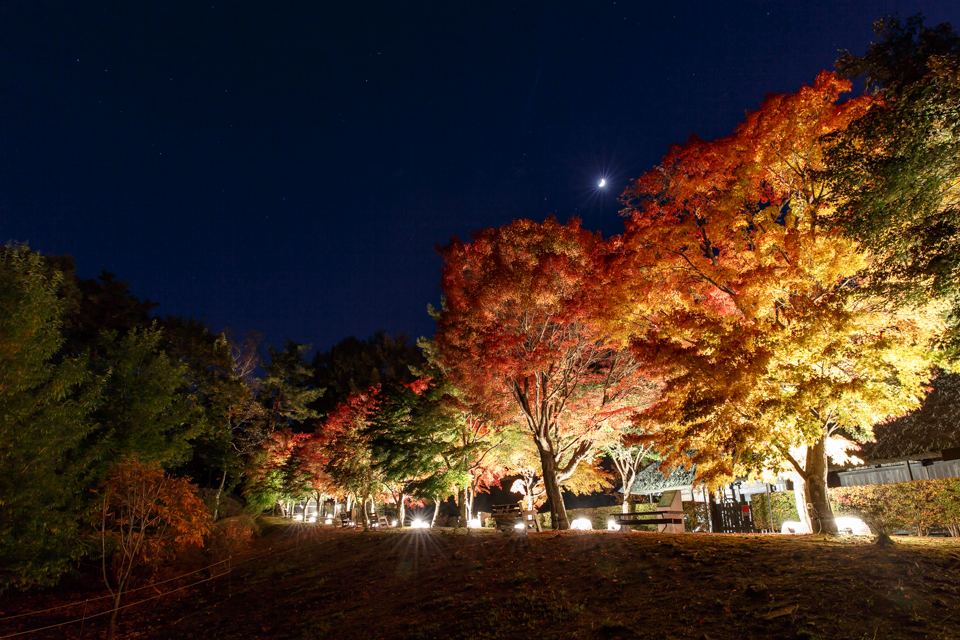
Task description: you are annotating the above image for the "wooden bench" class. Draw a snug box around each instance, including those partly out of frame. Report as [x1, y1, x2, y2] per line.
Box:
[492, 504, 522, 532]
[492, 504, 542, 533]
[613, 490, 686, 533]
[339, 513, 356, 528]
[611, 512, 684, 530]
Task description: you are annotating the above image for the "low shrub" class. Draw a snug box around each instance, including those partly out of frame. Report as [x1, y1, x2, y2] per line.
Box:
[832, 477, 960, 537]
[683, 501, 710, 532]
[207, 515, 258, 560]
[750, 491, 800, 532]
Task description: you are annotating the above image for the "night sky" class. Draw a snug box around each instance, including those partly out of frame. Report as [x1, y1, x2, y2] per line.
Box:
[3, 1, 960, 353]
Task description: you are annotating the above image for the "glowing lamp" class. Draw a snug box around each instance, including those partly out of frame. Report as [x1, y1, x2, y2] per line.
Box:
[835, 517, 872, 535]
[570, 518, 593, 530]
[780, 521, 810, 535]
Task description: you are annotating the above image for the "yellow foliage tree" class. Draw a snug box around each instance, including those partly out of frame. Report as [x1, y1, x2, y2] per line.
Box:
[606, 72, 944, 533]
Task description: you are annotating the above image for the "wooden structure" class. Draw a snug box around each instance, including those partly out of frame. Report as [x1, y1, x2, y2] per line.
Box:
[612, 490, 685, 533]
[339, 513, 356, 528]
[492, 504, 542, 533]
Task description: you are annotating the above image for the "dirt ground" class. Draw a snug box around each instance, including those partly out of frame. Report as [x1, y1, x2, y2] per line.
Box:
[3, 518, 960, 640]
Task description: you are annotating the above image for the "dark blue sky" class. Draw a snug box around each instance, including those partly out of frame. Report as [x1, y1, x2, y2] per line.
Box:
[3, 1, 959, 352]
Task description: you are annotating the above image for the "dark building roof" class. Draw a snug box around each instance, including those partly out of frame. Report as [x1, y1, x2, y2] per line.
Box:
[853, 372, 960, 465]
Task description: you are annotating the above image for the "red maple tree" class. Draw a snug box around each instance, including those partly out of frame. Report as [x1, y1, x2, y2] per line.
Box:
[434, 217, 651, 529]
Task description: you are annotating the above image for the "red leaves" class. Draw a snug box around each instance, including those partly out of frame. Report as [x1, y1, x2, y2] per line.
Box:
[100, 456, 210, 572]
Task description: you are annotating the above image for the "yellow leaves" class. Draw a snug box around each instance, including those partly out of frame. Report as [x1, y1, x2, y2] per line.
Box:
[609, 72, 947, 485]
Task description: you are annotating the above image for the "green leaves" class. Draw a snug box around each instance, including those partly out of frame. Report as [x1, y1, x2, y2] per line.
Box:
[826, 16, 960, 350]
[0, 246, 98, 589]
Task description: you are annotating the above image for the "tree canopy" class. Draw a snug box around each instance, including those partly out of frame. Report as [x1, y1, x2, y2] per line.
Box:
[826, 16, 960, 351]
[608, 72, 943, 532]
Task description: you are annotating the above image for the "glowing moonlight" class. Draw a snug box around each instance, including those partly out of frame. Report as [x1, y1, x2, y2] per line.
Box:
[598, 178, 606, 187]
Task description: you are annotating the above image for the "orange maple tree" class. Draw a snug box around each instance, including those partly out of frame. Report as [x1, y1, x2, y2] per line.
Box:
[434, 217, 651, 529]
[607, 72, 943, 533]
[98, 457, 210, 640]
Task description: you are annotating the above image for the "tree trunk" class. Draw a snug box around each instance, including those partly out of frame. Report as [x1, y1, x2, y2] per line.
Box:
[539, 449, 569, 530]
[361, 495, 371, 529]
[212, 470, 227, 522]
[397, 493, 405, 527]
[107, 593, 121, 640]
[620, 474, 634, 514]
[793, 478, 811, 532]
[458, 486, 468, 526]
[466, 486, 475, 521]
[803, 435, 838, 535]
[431, 496, 441, 526]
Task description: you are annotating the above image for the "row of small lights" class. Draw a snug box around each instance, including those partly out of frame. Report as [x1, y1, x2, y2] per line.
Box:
[290, 514, 620, 530]
[291, 513, 870, 535]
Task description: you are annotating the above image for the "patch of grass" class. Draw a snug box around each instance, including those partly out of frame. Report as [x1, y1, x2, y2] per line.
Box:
[298, 611, 344, 639]
[52, 523, 958, 640]
[599, 618, 632, 638]
[457, 589, 585, 639]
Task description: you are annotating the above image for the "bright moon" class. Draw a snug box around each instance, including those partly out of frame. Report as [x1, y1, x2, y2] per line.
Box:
[598, 179, 606, 187]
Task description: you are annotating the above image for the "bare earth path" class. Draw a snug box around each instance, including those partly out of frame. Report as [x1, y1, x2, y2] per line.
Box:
[4, 519, 959, 639]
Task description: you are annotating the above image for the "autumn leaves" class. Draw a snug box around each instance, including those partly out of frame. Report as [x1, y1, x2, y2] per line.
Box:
[434, 70, 949, 532]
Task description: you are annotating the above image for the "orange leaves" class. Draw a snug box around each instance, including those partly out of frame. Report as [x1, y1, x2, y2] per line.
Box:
[100, 456, 210, 571]
[435, 217, 656, 527]
[436, 217, 609, 400]
[617, 72, 872, 335]
[605, 72, 935, 485]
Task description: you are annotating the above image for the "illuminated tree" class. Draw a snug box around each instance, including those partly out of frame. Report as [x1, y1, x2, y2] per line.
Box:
[610, 72, 943, 533]
[825, 16, 960, 352]
[600, 424, 658, 513]
[242, 428, 315, 515]
[434, 218, 650, 529]
[98, 457, 210, 640]
[260, 340, 323, 432]
[318, 388, 385, 527]
[312, 331, 424, 415]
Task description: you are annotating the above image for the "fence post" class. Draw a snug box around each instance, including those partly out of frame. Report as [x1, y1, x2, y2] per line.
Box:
[765, 483, 774, 533]
[77, 599, 88, 639]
